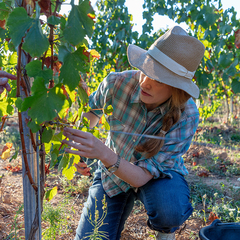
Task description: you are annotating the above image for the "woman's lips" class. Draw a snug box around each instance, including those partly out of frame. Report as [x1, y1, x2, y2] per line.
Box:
[141, 89, 151, 96]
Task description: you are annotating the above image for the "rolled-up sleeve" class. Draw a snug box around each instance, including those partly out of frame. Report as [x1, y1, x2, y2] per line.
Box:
[135, 114, 199, 179]
[88, 73, 116, 117]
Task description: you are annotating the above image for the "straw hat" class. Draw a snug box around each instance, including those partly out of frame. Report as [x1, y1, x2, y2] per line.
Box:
[127, 26, 205, 98]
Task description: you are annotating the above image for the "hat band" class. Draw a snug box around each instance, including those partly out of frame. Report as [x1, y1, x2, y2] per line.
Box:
[147, 45, 195, 79]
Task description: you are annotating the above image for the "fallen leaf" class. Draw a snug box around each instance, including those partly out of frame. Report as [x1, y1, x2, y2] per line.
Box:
[1, 149, 11, 160]
[197, 170, 209, 177]
[208, 212, 219, 224]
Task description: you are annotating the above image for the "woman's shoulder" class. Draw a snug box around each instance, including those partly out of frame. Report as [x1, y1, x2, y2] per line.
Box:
[107, 70, 140, 82]
[107, 70, 140, 91]
[182, 98, 199, 119]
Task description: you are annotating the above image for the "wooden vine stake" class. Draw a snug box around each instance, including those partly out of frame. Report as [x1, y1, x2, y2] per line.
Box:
[15, 1, 40, 238]
[16, 42, 40, 239]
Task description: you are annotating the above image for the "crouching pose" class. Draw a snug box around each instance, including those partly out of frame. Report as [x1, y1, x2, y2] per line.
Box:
[63, 26, 205, 240]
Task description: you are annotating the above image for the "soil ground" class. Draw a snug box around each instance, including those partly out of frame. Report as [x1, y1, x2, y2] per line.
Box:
[0, 121, 240, 240]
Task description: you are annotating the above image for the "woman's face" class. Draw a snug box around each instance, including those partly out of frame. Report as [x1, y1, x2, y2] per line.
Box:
[139, 72, 172, 111]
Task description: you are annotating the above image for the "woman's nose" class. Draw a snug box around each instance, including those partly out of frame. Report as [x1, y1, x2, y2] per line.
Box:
[141, 76, 152, 89]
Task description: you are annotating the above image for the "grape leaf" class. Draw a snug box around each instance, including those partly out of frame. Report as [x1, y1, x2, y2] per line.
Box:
[78, 86, 89, 105]
[25, 60, 53, 82]
[22, 19, 49, 57]
[62, 154, 79, 180]
[47, 15, 61, 26]
[25, 60, 42, 76]
[21, 77, 65, 123]
[27, 120, 41, 133]
[58, 153, 69, 172]
[63, 2, 94, 46]
[58, 99, 70, 119]
[45, 131, 63, 154]
[0, 28, 7, 41]
[232, 79, 240, 94]
[58, 45, 69, 62]
[45, 186, 57, 201]
[78, 0, 94, 38]
[42, 127, 54, 143]
[7, 7, 34, 47]
[0, 2, 10, 20]
[15, 97, 23, 111]
[0, 98, 13, 117]
[59, 47, 88, 91]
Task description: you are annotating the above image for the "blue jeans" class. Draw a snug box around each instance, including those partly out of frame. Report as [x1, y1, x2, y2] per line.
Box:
[75, 169, 193, 240]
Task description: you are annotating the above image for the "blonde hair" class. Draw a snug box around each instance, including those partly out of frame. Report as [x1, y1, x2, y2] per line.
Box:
[135, 87, 191, 158]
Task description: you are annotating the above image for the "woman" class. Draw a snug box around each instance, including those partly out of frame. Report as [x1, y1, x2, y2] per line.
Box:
[62, 26, 205, 240]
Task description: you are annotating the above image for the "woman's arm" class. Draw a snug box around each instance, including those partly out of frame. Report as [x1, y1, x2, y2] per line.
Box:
[82, 112, 100, 128]
[62, 127, 153, 187]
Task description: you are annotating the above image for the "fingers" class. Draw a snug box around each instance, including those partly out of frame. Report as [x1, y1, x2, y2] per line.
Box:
[0, 78, 8, 85]
[62, 133, 89, 147]
[65, 147, 91, 159]
[74, 162, 91, 176]
[0, 78, 12, 93]
[4, 83, 11, 92]
[0, 71, 17, 80]
[63, 127, 90, 139]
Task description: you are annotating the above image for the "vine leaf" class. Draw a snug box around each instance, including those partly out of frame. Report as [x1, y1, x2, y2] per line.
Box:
[22, 19, 49, 57]
[59, 47, 88, 91]
[21, 77, 65, 123]
[63, 0, 94, 46]
[0, 2, 10, 20]
[0, 98, 14, 117]
[45, 186, 57, 201]
[27, 120, 41, 133]
[25, 60, 53, 83]
[45, 131, 63, 154]
[0, 28, 6, 40]
[61, 154, 79, 180]
[7, 7, 34, 47]
[47, 15, 61, 26]
[78, 85, 88, 105]
[42, 127, 54, 143]
[78, 0, 95, 38]
[63, 5, 86, 46]
[232, 79, 240, 94]
[58, 99, 70, 119]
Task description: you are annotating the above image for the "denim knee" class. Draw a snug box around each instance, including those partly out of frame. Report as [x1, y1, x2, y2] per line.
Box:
[147, 202, 193, 230]
[138, 171, 193, 233]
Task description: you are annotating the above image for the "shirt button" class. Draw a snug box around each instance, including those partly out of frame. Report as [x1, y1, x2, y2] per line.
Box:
[133, 139, 136, 142]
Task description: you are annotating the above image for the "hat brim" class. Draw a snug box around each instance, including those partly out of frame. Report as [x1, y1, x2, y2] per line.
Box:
[127, 44, 199, 99]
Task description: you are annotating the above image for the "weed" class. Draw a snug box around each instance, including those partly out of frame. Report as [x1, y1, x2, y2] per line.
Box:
[84, 195, 108, 240]
[203, 192, 240, 222]
[230, 133, 240, 142]
[60, 175, 92, 197]
[41, 199, 72, 239]
[148, 231, 156, 239]
[7, 204, 24, 240]
[0, 126, 21, 150]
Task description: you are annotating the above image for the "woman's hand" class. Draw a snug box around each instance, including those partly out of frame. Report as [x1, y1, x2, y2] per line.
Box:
[74, 162, 91, 176]
[62, 127, 108, 160]
[0, 71, 17, 94]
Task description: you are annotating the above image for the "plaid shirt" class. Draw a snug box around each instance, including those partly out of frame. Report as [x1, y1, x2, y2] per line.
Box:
[89, 70, 199, 197]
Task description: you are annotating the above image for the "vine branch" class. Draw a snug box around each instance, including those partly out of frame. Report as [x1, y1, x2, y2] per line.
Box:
[17, 43, 38, 192]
